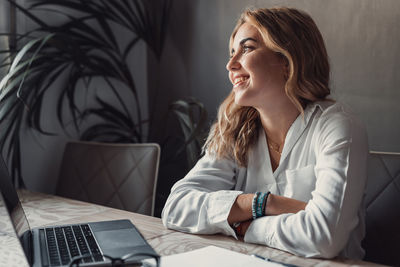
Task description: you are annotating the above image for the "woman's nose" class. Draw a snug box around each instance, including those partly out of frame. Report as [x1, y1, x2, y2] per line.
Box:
[226, 55, 240, 71]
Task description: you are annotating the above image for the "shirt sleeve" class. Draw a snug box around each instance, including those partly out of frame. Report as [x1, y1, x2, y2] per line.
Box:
[161, 152, 242, 237]
[244, 108, 368, 258]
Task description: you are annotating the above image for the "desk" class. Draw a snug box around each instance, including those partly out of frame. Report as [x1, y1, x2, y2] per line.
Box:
[0, 190, 384, 267]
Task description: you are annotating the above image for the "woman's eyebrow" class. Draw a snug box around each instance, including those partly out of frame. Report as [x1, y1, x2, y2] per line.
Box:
[239, 37, 257, 46]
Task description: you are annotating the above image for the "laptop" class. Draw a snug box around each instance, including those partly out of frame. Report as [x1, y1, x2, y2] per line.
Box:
[0, 155, 159, 266]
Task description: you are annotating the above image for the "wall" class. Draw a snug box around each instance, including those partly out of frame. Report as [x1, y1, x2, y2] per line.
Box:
[2, 0, 399, 193]
[0, 1, 10, 71]
[157, 0, 400, 154]
[12, 3, 148, 193]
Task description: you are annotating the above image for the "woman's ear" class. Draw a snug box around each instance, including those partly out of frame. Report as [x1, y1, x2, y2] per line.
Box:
[284, 59, 290, 80]
[282, 59, 289, 80]
[283, 68, 289, 80]
[276, 52, 289, 80]
[277, 53, 289, 78]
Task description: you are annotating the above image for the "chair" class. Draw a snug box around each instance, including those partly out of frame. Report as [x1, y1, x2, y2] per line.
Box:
[56, 141, 160, 216]
[363, 151, 400, 266]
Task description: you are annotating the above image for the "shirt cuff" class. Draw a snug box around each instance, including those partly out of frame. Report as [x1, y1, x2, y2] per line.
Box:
[207, 190, 243, 237]
[244, 215, 280, 247]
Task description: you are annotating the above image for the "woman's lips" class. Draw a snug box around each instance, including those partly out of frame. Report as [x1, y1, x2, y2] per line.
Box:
[233, 76, 249, 87]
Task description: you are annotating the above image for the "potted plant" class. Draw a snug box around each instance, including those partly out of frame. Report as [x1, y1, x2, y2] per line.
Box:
[0, 0, 208, 210]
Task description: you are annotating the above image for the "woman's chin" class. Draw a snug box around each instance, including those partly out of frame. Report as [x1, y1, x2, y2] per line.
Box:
[233, 85, 252, 106]
[234, 94, 252, 107]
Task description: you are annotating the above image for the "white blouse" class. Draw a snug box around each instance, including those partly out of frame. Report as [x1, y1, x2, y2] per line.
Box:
[161, 101, 368, 259]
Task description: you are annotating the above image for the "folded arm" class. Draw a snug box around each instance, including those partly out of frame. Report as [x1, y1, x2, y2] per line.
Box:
[228, 193, 307, 234]
[243, 113, 368, 258]
[161, 153, 242, 236]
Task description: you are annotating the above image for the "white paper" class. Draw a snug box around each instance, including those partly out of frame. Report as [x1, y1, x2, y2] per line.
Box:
[145, 245, 283, 267]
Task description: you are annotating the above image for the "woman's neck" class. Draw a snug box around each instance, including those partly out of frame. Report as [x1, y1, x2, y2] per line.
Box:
[258, 101, 300, 145]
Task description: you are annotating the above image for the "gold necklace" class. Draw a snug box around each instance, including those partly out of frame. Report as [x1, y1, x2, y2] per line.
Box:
[267, 138, 282, 156]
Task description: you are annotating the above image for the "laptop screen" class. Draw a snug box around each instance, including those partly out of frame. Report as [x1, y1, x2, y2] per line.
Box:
[0, 155, 31, 239]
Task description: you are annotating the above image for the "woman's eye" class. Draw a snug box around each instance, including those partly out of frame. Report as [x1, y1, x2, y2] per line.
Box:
[229, 45, 253, 59]
[242, 46, 253, 53]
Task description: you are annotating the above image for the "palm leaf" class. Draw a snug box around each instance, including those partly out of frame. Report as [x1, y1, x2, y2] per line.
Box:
[1, 0, 176, 186]
[0, 34, 53, 96]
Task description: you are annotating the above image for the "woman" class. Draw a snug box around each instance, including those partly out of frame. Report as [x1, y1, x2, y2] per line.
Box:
[162, 7, 368, 259]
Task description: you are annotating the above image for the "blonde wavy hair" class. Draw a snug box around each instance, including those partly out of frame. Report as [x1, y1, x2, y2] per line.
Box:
[204, 7, 331, 167]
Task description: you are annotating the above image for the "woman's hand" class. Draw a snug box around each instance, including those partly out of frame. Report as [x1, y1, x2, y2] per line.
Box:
[227, 194, 254, 224]
[235, 220, 252, 236]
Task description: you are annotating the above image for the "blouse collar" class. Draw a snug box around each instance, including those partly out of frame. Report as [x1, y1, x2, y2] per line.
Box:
[256, 101, 328, 175]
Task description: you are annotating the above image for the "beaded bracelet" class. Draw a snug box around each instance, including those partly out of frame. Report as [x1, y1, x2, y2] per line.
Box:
[256, 192, 266, 218]
[252, 192, 261, 220]
[262, 191, 271, 216]
[252, 191, 271, 220]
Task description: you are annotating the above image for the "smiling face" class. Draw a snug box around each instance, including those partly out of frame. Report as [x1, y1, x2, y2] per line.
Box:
[226, 22, 288, 109]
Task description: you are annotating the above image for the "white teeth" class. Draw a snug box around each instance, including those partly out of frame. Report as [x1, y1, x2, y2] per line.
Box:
[234, 76, 248, 85]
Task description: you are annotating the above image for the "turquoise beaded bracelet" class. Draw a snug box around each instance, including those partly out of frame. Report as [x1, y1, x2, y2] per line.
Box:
[252, 192, 261, 220]
[252, 191, 271, 220]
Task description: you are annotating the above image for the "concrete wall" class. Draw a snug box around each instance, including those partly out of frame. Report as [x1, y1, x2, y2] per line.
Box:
[158, 0, 400, 153]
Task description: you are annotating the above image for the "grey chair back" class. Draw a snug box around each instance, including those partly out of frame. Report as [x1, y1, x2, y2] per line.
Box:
[363, 151, 400, 266]
[56, 141, 160, 216]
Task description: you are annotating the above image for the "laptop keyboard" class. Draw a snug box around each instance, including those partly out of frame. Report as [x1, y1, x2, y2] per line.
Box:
[44, 224, 104, 266]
